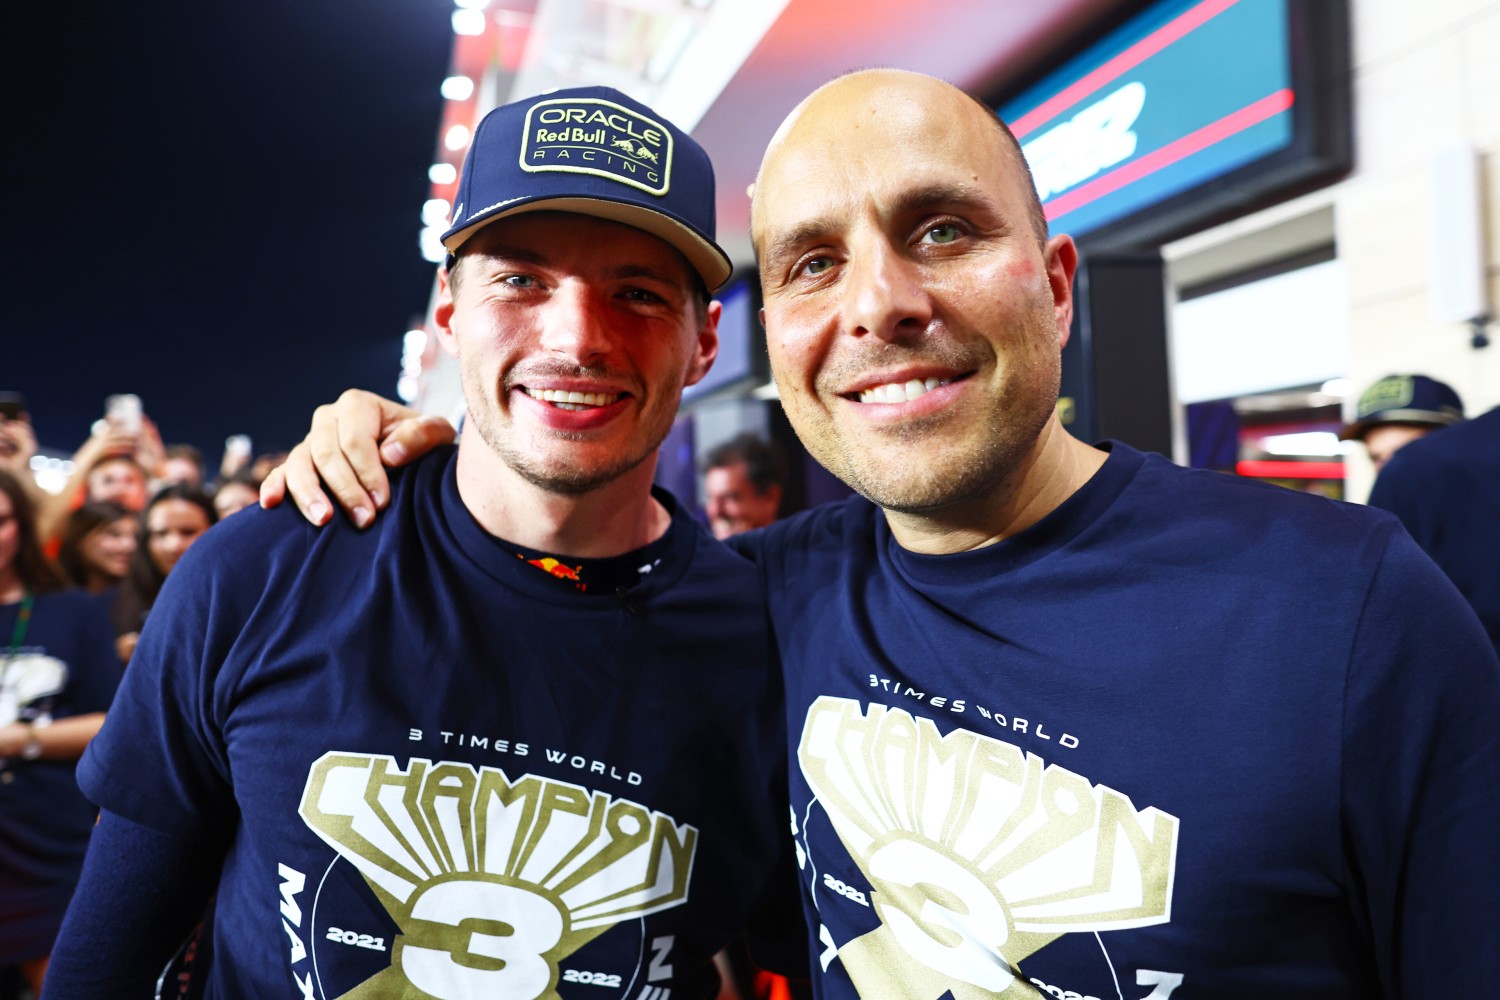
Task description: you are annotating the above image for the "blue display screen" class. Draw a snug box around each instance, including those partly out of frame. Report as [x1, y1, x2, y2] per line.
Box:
[997, 0, 1295, 237]
[682, 277, 758, 404]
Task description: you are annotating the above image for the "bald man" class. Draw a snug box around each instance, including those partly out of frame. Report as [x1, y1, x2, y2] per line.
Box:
[274, 71, 1500, 999]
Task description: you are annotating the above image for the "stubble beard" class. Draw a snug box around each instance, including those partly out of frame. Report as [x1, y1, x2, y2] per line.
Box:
[792, 318, 1061, 516]
[461, 358, 672, 498]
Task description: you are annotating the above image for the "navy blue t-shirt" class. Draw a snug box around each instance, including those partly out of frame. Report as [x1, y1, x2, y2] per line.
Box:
[734, 442, 1500, 999]
[0, 589, 119, 959]
[79, 448, 789, 999]
[1368, 406, 1500, 652]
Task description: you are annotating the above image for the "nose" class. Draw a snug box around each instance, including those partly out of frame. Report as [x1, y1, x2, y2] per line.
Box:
[842, 239, 932, 342]
[537, 282, 613, 364]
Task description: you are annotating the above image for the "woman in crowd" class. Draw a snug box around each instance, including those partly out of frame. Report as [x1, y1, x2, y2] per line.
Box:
[0, 470, 119, 993]
[111, 485, 216, 663]
[56, 502, 136, 598]
[210, 471, 261, 521]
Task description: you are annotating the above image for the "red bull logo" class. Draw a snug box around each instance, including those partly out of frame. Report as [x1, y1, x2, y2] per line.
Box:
[518, 554, 587, 591]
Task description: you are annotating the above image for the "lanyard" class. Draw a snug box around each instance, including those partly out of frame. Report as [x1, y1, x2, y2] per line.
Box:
[4, 591, 33, 665]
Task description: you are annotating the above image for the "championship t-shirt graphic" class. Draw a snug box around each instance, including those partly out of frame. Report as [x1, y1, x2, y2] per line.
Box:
[796, 696, 1179, 1000]
[291, 751, 697, 999]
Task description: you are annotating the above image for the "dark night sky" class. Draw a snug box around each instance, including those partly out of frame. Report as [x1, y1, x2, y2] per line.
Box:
[4, 1, 454, 462]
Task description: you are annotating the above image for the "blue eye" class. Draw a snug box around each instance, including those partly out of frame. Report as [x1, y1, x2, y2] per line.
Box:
[505, 274, 537, 288]
[802, 257, 833, 277]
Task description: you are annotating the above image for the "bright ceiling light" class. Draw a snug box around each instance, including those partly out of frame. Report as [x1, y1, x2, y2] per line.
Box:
[396, 374, 420, 404]
[428, 163, 457, 185]
[422, 198, 452, 227]
[440, 75, 475, 101]
[1260, 431, 1346, 457]
[444, 125, 471, 151]
[451, 9, 486, 35]
[419, 226, 448, 264]
[454, 0, 490, 9]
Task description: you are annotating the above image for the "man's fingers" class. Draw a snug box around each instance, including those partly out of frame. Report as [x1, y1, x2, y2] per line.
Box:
[270, 442, 333, 525]
[304, 406, 378, 528]
[380, 415, 456, 468]
[330, 390, 396, 513]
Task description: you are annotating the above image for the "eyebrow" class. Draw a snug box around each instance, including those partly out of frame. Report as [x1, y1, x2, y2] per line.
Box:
[609, 263, 687, 286]
[760, 181, 1002, 270]
[468, 247, 685, 287]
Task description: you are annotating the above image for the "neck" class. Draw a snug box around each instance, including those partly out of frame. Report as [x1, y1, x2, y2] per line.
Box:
[0, 566, 23, 605]
[454, 436, 671, 558]
[883, 418, 1108, 555]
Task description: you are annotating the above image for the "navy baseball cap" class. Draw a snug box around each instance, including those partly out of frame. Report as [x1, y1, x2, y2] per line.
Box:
[441, 86, 731, 291]
[1340, 374, 1465, 441]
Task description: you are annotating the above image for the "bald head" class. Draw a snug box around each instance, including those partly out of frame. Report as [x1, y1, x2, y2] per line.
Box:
[751, 69, 1048, 256]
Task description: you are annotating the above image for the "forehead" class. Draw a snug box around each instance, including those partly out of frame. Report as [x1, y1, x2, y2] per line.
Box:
[754, 75, 1021, 243]
[150, 499, 202, 525]
[459, 211, 695, 284]
[706, 462, 749, 484]
[92, 460, 142, 481]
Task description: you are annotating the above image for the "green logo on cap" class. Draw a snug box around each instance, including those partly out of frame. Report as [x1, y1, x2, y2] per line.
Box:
[520, 98, 673, 197]
[1357, 376, 1415, 419]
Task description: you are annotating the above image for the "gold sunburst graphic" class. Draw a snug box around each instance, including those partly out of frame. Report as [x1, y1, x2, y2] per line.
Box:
[299, 753, 697, 999]
[799, 697, 1178, 1000]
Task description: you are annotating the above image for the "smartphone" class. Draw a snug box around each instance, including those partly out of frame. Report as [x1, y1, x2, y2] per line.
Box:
[0, 392, 25, 421]
[225, 434, 252, 459]
[105, 393, 143, 434]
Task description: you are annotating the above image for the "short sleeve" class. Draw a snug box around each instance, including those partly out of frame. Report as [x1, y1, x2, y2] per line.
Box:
[76, 535, 241, 838]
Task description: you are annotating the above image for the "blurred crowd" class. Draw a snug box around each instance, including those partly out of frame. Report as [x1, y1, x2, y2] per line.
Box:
[0, 396, 285, 666]
[0, 394, 287, 997]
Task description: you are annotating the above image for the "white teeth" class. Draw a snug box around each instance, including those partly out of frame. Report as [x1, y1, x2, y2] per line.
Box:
[523, 387, 621, 408]
[857, 377, 948, 404]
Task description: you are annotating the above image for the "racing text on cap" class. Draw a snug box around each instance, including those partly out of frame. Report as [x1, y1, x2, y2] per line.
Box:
[520, 97, 673, 197]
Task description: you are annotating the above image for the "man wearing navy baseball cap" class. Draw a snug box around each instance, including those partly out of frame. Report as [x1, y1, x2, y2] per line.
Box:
[47, 88, 796, 997]
[1340, 373, 1465, 471]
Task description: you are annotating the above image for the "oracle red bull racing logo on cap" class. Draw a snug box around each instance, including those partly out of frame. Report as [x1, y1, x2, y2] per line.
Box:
[520, 97, 673, 197]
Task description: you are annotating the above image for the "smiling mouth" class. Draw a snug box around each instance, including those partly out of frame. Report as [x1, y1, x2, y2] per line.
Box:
[851, 375, 967, 404]
[522, 387, 624, 412]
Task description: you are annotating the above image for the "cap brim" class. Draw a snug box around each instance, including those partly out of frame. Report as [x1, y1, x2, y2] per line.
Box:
[443, 196, 732, 291]
[1339, 409, 1462, 440]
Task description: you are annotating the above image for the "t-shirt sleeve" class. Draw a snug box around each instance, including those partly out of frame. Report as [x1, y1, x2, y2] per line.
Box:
[45, 809, 223, 996]
[1339, 525, 1500, 994]
[75, 530, 251, 838]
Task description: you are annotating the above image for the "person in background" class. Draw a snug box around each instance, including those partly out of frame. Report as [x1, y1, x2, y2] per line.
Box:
[158, 445, 204, 489]
[1368, 403, 1500, 654]
[56, 503, 136, 597]
[0, 471, 119, 996]
[110, 485, 215, 663]
[0, 409, 37, 487]
[703, 433, 786, 539]
[83, 456, 149, 513]
[29, 410, 164, 547]
[1340, 373, 1464, 472]
[248, 451, 287, 485]
[209, 472, 260, 521]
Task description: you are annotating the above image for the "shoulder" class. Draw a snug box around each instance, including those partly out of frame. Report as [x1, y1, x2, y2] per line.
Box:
[167, 448, 453, 607]
[728, 495, 877, 566]
[1130, 448, 1397, 537]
